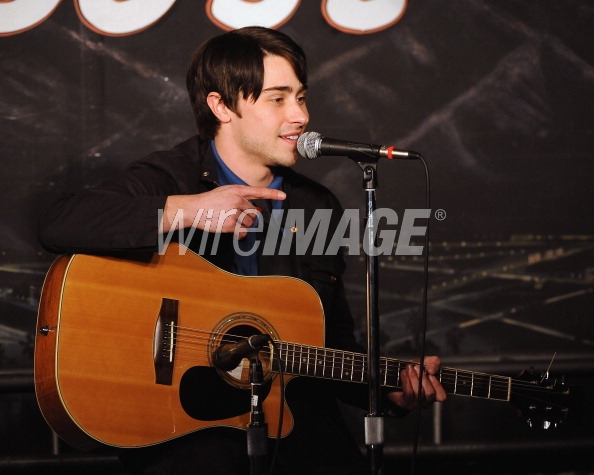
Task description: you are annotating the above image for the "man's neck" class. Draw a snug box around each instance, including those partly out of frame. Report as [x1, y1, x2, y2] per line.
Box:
[213, 137, 274, 187]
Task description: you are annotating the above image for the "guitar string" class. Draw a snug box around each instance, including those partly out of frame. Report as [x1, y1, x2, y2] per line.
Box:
[169, 325, 559, 400]
[173, 327, 551, 397]
[172, 326, 556, 397]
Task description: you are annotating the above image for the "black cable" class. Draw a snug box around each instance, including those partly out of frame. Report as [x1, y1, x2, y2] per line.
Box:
[267, 339, 284, 474]
[409, 154, 431, 475]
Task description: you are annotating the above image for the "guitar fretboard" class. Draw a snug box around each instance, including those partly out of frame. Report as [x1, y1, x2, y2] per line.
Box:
[275, 342, 511, 402]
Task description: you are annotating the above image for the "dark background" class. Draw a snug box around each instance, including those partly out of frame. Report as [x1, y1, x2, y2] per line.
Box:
[1, 1, 593, 473]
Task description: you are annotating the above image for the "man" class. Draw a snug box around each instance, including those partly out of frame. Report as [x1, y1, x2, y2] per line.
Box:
[38, 26, 446, 475]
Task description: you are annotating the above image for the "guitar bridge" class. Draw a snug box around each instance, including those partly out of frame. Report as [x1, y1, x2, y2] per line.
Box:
[153, 298, 179, 385]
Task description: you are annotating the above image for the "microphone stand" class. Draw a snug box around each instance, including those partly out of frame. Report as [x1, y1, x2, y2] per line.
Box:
[358, 160, 384, 475]
[247, 353, 268, 475]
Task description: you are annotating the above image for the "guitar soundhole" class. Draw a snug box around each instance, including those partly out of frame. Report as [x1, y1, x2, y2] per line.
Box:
[208, 312, 277, 390]
[215, 324, 273, 389]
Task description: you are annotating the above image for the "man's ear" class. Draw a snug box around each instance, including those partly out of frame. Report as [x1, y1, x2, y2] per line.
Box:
[206, 92, 231, 123]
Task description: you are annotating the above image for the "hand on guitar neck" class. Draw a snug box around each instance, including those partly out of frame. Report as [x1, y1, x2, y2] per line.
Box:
[387, 356, 447, 410]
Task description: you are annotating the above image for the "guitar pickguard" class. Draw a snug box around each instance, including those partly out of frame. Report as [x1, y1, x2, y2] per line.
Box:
[179, 366, 272, 422]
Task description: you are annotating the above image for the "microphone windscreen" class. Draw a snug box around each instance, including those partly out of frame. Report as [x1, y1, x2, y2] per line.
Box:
[297, 131, 322, 159]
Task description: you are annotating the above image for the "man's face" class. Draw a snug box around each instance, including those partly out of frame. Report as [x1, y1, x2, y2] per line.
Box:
[230, 54, 309, 168]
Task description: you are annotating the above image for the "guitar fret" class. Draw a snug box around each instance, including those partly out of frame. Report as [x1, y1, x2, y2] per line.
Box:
[342, 351, 351, 381]
[302, 346, 307, 374]
[302, 346, 307, 375]
[280, 342, 287, 373]
[350, 353, 355, 381]
[331, 348, 336, 378]
[352, 355, 363, 383]
[289, 342, 296, 374]
[289, 342, 294, 374]
[475, 373, 493, 398]
[383, 359, 404, 388]
[493, 375, 511, 401]
[346, 352, 351, 380]
[383, 359, 392, 386]
[279, 342, 284, 373]
[317, 348, 324, 377]
[330, 350, 336, 379]
[301, 347, 310, 375]
[459, 371, 472, 396]
[362, 354, 368, 384]
[358, 355, 365, 383]
[383, 359, 393, 387]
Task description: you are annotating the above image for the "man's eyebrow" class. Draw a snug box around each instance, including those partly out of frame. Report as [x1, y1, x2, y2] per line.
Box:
[261, 85, 308, 94]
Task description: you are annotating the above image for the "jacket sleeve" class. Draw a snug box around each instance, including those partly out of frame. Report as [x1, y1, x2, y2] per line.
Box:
[37, 152, 191, 255]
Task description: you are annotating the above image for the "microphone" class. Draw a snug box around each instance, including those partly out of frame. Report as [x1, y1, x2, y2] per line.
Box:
[297, 131, 420, 161]
[212, 334, 270, 371]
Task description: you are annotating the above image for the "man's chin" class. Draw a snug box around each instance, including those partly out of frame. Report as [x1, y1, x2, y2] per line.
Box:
[276, 153, 300, 168]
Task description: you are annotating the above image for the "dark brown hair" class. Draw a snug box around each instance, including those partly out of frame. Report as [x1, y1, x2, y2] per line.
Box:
[186, 26, 308, 140]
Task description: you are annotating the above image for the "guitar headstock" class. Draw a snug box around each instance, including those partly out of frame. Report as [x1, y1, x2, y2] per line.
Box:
[511, 368, 583, 429]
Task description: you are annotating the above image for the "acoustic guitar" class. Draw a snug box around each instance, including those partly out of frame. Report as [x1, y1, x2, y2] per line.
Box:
[34, 243, 579, 450]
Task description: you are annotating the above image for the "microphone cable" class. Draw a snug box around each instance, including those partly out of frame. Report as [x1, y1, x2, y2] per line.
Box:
[267, 338, 285, 475]
[408, 153, 432, 475]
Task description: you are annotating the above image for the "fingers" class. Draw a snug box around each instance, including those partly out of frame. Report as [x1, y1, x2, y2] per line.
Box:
[234, 185, 286, 202]
[407, 365, 437, 406]
[232, 207, 260, 239]
[212, 185, 285, 234]
[419, 357, 447, 403]
[166, 185, 285, 236]
[225, 185, 285, 237]
[423, 356, 441, 376]
[393, 358, 447, 411]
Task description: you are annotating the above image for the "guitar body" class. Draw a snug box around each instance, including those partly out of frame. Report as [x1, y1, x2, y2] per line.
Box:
[34, 243, 325, 449]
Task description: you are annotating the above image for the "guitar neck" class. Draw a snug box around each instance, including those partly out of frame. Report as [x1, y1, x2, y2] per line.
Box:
[276, 341, 511, 402]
